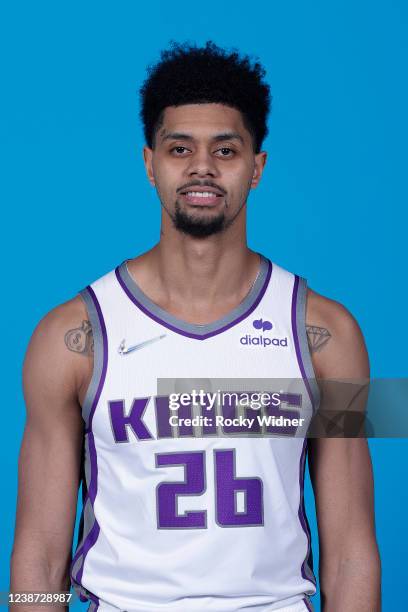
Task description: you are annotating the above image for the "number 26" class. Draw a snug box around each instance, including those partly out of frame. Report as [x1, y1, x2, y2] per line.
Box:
[155, 449, 263, 529]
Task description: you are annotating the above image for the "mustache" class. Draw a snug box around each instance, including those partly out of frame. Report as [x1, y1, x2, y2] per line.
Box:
[177, 181, 226, 195]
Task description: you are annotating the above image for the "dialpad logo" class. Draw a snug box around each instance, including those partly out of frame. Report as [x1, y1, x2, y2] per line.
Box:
[240, 318, 288, 347]
[252, 318, 273, 331]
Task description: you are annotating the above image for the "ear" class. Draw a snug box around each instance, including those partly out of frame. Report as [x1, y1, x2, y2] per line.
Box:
[143, 146, 156, 186]
[251, 151, 267, 189]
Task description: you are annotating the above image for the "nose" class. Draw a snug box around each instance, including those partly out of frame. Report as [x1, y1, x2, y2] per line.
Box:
[186, 147, 219, 178]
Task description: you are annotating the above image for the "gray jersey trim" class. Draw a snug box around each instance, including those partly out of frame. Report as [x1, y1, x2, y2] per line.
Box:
[295, 278, 320, 412]
[117, 253, 270, 338]
[79, 287, 104, 428]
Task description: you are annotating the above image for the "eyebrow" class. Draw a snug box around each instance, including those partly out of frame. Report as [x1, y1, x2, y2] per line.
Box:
[160, 131, 244, 145]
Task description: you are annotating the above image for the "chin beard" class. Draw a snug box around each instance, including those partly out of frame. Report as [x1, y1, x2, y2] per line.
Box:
[172, 201, 228, 238]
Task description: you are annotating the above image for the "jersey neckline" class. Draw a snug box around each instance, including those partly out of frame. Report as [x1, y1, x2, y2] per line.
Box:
[114, 253, 273, 340]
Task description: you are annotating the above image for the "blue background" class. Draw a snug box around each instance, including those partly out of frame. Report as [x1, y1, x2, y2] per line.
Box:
[1, 1, 407, 609]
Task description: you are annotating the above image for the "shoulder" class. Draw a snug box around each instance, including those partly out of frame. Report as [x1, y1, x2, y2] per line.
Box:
[26, 294, 90, 354]
[23, 295, 93, 405]
[305, 287, 369, 379]
[305, 287, 362, 342]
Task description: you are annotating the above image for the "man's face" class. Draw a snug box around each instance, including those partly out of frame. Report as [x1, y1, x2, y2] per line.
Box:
[143, 104, 267, 238]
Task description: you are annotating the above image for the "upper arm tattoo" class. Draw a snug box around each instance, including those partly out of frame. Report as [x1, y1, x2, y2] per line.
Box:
[64, 320, 94, 355]
[306, 325, 332, 353]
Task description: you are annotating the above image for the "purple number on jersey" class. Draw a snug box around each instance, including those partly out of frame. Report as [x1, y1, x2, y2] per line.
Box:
[155, 449, 263, 529]
[215, 449, 263, 526]
[155, 452, 206, 528]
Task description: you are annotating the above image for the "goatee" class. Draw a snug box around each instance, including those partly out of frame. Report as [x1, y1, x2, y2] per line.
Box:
[173, 201, 227, 238]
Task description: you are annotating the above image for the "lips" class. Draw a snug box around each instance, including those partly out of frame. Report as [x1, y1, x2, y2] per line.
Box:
[179, 187, 224, 206]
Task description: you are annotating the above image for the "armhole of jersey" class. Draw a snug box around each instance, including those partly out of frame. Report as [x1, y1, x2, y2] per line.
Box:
[292, 276, 321, 413]
[78, 286, 107, 430]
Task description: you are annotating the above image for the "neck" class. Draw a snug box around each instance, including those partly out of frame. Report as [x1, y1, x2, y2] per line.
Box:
[126, 228, 262, 324]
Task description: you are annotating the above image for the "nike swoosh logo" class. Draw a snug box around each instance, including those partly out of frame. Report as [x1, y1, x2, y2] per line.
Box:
[118, 334, 166, 355]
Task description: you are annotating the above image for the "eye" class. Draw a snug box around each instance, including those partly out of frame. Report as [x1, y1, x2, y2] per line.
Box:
[170, 146, 190, 155]
[215, 147, 235, 157]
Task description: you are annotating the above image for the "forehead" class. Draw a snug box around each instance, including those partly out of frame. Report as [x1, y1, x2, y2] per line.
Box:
[158, 103, 250, 141]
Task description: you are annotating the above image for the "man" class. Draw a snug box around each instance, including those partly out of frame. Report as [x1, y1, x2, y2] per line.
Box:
[11, 41, 380, 611]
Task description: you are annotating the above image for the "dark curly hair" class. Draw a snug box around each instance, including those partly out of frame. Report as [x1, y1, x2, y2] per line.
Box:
[139, 41, 271, 153]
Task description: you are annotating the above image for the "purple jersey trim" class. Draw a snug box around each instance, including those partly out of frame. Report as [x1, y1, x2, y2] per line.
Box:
[87, 592, 100, 611]
[303, 596, 313, 611]
[298, 439, 316, 586]
[70, 285, 108, 605]
[291, 275, 315, 410]
[114, 259, 272, 340]
[292, 275, 316, 588]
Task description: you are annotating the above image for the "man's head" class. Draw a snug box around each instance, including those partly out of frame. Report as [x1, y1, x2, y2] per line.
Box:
[140, 41, 271, 238]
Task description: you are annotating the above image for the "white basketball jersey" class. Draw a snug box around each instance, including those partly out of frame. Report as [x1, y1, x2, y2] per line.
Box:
[70, 253, 319, 612]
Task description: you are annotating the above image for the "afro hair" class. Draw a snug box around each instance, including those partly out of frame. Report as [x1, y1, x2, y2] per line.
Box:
[139, 41, 271, 153]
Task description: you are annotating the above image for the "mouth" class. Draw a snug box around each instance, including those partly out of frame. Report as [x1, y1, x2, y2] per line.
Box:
[179, 188, 224, 207]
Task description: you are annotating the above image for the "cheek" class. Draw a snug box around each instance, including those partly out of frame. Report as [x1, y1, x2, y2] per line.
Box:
[225, 156, 252, 179]
[223, 164, 253, 195]
[152, 164, 169, 191]
[154, 158, 183, 191]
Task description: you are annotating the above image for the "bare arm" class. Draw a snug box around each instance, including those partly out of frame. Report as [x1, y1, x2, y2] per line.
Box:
[306, 290, 381, 611]
[10, 296, 92, 611]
